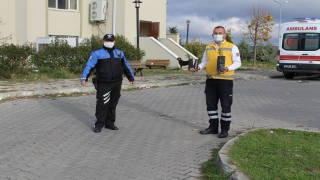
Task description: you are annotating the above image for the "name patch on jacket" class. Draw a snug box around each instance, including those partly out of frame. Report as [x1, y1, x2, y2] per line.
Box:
[116, 50, 121, 58]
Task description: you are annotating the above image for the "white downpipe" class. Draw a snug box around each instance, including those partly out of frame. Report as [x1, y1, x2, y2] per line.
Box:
[112, 0, 116, 34]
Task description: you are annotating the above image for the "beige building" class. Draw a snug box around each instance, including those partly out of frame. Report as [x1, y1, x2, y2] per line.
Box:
[0, 0, 197, 68]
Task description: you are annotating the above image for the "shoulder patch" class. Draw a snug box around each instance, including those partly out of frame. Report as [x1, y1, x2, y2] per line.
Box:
[116, 50, 121, 56]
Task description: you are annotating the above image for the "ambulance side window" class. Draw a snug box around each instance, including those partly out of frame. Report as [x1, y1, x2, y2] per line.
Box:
[304, 34, 319, 51]
[283, 34, 299, 51]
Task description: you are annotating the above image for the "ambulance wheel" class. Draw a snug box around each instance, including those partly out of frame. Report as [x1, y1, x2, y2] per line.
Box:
[284, 72, 295, 79]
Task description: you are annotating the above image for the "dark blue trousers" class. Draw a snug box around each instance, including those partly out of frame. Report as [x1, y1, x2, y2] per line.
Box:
[95, 81, 122, 129]
[205, 79, 233, 131]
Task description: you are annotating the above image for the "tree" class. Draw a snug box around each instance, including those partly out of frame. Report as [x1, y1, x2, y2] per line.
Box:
[242, 3, 274, 66]
[237, 38, 253, 61]
[256, 42, 277, 62]
[225, 28, 234, 43]
[0, 18, 12, 43]
[168, 26, 178, 34]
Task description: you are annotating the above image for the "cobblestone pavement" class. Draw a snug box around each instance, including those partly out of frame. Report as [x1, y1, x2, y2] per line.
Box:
[0, 70, 282, 100]
[1, 70, 320, 179]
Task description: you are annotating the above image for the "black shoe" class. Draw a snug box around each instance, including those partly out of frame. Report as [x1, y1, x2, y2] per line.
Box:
[199, 128, 218, 135]
[105, 125, 118, 130]
[218, 131, 228, 138]
[93, 127, 102, 133]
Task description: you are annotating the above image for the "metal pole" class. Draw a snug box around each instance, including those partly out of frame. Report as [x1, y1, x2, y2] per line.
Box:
[274, 0, 288, 38]
[279, 3, 281, 38]
[136, 7, 140, 49]
[186, 24, 189, 44]
[186, 20, 190, 44]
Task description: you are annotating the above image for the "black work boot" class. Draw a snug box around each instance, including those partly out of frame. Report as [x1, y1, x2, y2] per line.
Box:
[218, 131, 228, 138]
[93, 127, 102, 133]
[199, 128, 218, 134]
[200, 119, 219, 135]
[218, 120, 231, 138]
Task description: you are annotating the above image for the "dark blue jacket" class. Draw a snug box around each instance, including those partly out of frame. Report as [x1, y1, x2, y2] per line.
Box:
[81, 47, 134, 83]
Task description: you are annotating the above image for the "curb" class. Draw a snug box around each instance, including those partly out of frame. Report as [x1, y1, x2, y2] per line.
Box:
[0, 87, 96, 100]
[216, 132, 251, 180]
[216, 127, 320, 180]
[0, 81, 201, 100]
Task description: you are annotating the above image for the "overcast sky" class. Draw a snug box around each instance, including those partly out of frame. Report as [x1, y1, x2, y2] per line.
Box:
[166, 0, 320, 45]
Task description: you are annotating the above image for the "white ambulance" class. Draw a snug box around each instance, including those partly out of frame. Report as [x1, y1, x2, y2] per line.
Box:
[277, 18, 320, 79]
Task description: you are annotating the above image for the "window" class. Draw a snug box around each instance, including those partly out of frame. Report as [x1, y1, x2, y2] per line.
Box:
[48, 0, 56, 8]
[70, 0, 77, 10]
[283, 34, 299, 50]
[304, 34, 319, 50]
[48, 0, 78, 10]
[283, 33, 320, 51]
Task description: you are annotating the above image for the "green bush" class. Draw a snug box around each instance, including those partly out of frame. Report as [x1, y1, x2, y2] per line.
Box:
[184, 37, 206, 62]
[31, 38, 75, 70]
[31, 35, 102, 75]
[0, 43, 35, 79]
[256, 42, 277, 62]
[237, 39, 277, 62]
[237, 39, 253, 61]
[0, 34, 146, 79]
[115, 34, 145, 61]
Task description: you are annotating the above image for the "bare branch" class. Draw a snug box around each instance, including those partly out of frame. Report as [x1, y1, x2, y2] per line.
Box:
[0, 18, 12, 43]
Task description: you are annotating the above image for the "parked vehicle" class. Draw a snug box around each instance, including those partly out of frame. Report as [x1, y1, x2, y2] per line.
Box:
[277, 18, 320, 79]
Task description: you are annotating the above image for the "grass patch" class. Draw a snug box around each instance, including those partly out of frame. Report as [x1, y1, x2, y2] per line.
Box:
[239, 61, 277, 70]
[2, 67, 79, 83]
[200, 144, 231, 180]
[228, 129, 320, 180]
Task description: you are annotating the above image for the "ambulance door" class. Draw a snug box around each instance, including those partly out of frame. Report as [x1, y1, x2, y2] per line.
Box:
[300, 33, 320, 71]
[282, 33, 300, 67]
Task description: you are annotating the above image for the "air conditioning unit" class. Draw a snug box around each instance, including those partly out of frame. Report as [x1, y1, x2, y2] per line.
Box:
[90, 0, 107, 22]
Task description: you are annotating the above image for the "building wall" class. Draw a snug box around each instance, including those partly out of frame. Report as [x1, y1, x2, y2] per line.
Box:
[48, 10, 81, 36]
[122, 0, 167, 45]
[16, 0, 28, 44]
[166, 34, 180, 44]
[140, 37, 180, 69]
[26, 0, 46, 44]
[138, 0, 167, 38]
[0, 0, 16, 44]
[80, 0, 94, 38]
[0, 0, 167, 45]
[115, 0, 126, 37]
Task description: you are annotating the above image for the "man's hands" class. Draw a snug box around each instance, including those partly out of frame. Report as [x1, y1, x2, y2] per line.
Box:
[81, 81, 88, 86]
[130, 81, 135, 85]
[189, 67, 229, 73]
[218, 67, 229, 74]
[189, 66, 199, 72]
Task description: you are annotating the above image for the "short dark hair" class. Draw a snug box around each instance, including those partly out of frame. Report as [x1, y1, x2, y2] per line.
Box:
[214, 26, 226, 33]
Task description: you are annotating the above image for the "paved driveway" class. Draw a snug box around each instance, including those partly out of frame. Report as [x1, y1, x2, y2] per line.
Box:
[1, 78, 320, 179]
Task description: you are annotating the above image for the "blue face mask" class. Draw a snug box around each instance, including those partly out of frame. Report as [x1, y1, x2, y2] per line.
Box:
[213, 34, 224, 43]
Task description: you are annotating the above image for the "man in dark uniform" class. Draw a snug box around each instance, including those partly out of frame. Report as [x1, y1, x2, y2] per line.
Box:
[80, 34, 135, 133]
